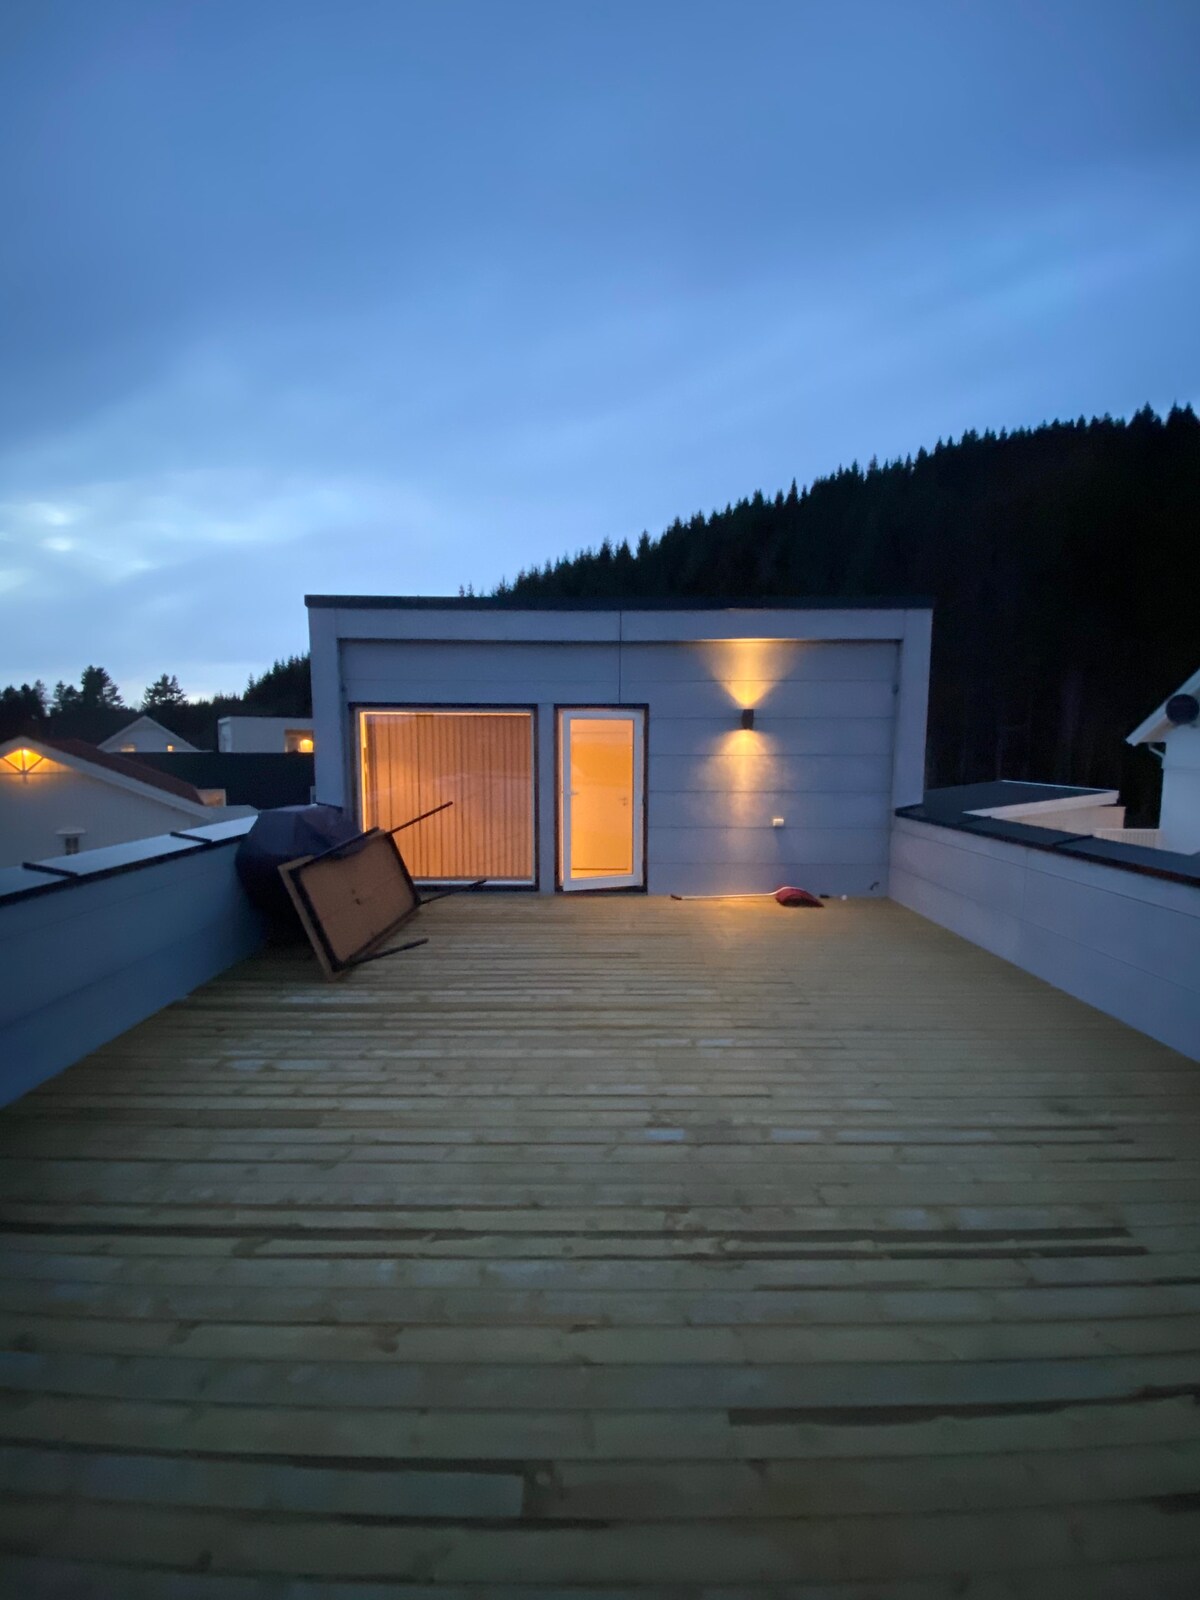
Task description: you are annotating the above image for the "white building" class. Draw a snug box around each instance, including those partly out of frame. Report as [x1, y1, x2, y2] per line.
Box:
[217, 716, 315, 754]
[307, 596, 932, 897]
[99, 715, 199, 755]
[1127, 665, 1200, 854]
[0, 737, 253, 866]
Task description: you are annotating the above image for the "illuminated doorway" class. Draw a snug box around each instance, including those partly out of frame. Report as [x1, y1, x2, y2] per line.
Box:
[559, 709, 645, 891]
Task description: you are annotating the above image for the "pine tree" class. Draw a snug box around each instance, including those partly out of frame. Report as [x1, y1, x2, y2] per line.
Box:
[52, 679, 80, 714]
[0, 681, 47, 742]
[78, 665, 123, 710]
[142, 673, 186, 713]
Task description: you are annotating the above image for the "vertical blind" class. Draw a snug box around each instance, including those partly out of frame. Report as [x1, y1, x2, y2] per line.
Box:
[360, 710, 535, 882]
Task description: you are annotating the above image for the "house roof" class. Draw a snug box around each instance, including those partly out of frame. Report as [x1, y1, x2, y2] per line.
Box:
[1127, 664, 1200, 745]
[3, 737, 208, 807]
[99, 715, 198, 753]
[305, 593, 931, 611]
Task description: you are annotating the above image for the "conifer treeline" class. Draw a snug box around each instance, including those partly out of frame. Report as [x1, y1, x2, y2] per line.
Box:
[0, 654, 311, 750]
[5, 409, 1194, 818]
[498, 406, 1199, 820]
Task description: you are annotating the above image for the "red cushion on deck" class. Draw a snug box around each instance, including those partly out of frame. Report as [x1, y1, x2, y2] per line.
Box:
[774, 885, 824, 907]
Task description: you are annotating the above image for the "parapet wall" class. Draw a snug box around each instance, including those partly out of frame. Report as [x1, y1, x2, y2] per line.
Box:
[891, 814, 1200, 1061]
[0, 817, 266, 1106]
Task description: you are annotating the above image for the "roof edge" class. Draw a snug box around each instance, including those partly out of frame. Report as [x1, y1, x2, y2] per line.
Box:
[1127, 664, 1200, 745]
[1, 735, 209, 808]
[895, 801, 1200, 890]
[305, 594, 933, 612]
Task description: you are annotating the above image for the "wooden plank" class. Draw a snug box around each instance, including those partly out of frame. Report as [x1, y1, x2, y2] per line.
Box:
[2, 894, 1199, 1588]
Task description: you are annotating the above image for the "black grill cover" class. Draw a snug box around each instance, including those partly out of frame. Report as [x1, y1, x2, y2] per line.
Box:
[236, 804, 362, 931]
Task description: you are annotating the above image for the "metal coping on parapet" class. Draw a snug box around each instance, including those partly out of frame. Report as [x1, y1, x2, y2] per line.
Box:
[304, 594, 934, 611]
[895, 802, 1200, 890]
[0, 831, 249, 909]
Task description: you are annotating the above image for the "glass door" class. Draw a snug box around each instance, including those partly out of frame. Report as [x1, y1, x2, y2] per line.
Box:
[559, 709, 645, 891]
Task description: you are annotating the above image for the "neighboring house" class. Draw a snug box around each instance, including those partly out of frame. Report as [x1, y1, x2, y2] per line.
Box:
[306, 595, 932, 896]
[99, 715, 199, 754]
[1127, 665, 1200, 854]
[132, 751, 315, 810]
[0, 736, 253, 866]
[218, 716, 314, 754]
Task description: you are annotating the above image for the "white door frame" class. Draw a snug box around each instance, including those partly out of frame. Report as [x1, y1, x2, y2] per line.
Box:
[559, 708, 646, 891]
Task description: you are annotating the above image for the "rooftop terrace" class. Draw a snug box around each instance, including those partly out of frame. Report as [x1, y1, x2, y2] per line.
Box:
[2, 895, 1200, 1593]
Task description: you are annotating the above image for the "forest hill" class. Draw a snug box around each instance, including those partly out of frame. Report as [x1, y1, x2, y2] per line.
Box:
[4, 407, 1194, 822]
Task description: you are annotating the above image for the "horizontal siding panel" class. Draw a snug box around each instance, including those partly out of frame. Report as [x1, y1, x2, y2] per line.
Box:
[619, 640, 898, 685]
[890, 826, 1027, 919]
[335, 609, 622, 642]
[343, 641, 620, 699]
[650, 754, 894, 794]
[348, 679, 617, 708]
[634, 681, 897, 720]
[890, 818, 1200, 1059]
[648, 826, 889, 865]
[1019, 920, 1200, 1047]
[621, 607, 909, 642]
[1021, 863, 1200, 996]
[652, 790, 891, 830]
[648, 718, 894, 757]
[888, 865, 1022, 963]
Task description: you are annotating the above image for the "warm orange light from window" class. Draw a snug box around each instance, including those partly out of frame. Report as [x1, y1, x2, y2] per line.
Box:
[566, 716, 635, 879]
[358, 709, 534, 882]
[2, 747, 48, 774]
[298, 736, 314, 753]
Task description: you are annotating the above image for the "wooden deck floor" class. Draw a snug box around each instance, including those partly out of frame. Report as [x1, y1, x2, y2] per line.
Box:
[2, 894, 1200, 1595]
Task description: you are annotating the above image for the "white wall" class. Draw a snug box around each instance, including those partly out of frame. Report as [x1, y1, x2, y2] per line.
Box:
[218, 717, 314, 753]
[0, 819, 266, 1106]
[1161, 724, 1200, 854]
[0, 763, 212, 866]
[890, 815, 1200, 1060]
[100, 720, 197, 754]
[333, 634, 905, 896]
[992, 803, 1127, 833]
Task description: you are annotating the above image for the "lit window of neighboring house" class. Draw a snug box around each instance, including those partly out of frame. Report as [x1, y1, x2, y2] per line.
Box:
[286, 730, 315, 753]
[121, 744, 136, 752]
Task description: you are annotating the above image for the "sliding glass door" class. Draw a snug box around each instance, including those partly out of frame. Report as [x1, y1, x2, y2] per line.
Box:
[359, 709, 535, 884]
[559, 709, 645, 891]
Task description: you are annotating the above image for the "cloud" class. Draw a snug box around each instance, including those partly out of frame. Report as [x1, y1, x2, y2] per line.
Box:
[0, 1, 1196, 702]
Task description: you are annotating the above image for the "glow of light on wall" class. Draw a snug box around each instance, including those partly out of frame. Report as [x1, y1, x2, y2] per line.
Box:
[298, 737, 314, 753]
[711, 638, 796, 711]
[719, 728, 762, 758]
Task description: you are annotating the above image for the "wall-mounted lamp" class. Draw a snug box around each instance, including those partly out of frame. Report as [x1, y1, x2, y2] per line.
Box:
[740, 708, 755, 731]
